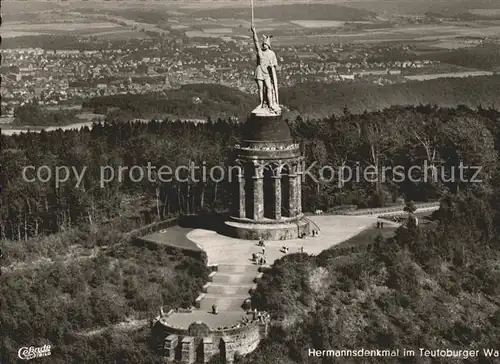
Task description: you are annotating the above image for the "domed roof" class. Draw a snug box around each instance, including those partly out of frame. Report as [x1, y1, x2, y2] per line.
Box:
[242, 113, 292, 142]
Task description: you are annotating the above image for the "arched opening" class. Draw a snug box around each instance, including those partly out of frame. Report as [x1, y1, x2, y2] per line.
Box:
[196, 340, 204, 362]
[219, 339, 226, 363]
[231, 163, 243, 217]
[244, 164, 253, 219]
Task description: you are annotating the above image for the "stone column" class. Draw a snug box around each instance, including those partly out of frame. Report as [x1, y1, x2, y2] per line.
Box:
[238, 173, 246, 218]
[288, 163, 298, 218]
[259, 321, 269, 338]
[253, 164, 264, 221]
[273, 175, 282, 220]
[296, 161, 302, 214]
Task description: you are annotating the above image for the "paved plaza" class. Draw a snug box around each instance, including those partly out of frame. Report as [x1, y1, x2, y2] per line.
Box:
[187, 215, 385, 266]
[161, 310, 249, 330]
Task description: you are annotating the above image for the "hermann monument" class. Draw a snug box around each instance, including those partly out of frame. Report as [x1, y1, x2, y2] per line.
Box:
[224, 22, 310, 240]
[150, 18, 311, 364]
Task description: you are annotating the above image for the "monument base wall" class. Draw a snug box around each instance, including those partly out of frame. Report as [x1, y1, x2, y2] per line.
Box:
[224, 217, 310, 241]
[152, 319, 265, 364]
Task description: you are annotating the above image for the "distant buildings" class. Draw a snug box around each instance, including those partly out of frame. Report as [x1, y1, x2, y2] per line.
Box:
[0, 37, 457, 111]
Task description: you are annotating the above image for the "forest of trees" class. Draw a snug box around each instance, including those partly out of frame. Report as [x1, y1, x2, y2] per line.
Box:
[0, 226, 207, 364]
[2, 104, 500, 363]
[82, 84, 254, 122]
[13, 103, 81, 127]
[79, 76, 500, 122]
[281, 75, 500, 118]
[2, 105, 499, 242]
[229, 103, 500, 364]
[233, 191, 500, 364]
[435, 45, 500, 72]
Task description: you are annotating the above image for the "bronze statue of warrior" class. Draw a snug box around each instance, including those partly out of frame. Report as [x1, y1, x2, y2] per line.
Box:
[251, 24, 280, 113]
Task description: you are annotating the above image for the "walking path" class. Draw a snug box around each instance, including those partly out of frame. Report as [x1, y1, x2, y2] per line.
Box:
[78, 318, 149, 337]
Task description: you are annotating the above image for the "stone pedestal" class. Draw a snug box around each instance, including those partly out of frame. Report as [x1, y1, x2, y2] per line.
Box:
[203, 338, 214, 363]
[164, 335, 178, 362]
[222, 337, 236, 364]
[225, 111, 310, 240]
[181, 337, 195, 364]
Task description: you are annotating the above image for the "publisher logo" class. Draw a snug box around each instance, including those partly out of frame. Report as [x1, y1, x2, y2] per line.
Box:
[18, 345, 51, 360]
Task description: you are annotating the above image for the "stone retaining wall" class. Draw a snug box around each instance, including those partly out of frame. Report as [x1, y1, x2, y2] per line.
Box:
[126, 217, 179, 239]
[318, 202, 440, 216]
[152, 317, 266, 363]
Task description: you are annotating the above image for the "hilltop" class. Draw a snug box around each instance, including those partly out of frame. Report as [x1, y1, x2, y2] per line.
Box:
[280, 75, 500, 119]
[78, 76, 500, 122]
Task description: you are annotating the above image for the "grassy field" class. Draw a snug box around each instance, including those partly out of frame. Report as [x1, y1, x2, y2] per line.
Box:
[405, 71, 494, 81]
[271, 21, 500, 45]
[2, 21, 128, 38]
[5, 2, 500, 47]
[2, 20, 153, 40]
[290, 20, 346, 28]
[188, 3, 375, 21]
[471, 9, 500, 16]
[430, 40, 481, 50]
[345, 0, 500, 16]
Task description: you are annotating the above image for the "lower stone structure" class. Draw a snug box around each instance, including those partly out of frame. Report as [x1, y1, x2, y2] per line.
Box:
[152, 316, 267, 364]
[225, 216, 310, 240]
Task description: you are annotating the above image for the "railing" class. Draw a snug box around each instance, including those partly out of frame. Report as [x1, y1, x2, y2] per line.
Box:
[311, 202, 441, 217]
[343, 202, 440, 216]
[124, 216, 179, 240]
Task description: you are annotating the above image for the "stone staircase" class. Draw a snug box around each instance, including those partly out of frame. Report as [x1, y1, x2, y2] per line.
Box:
[216, 264, 259, 274]
[196, 264, 261, 312]
[198, 294, 252, 311]
[210, 273, 257, 285]
[204, 284, 254, 295]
